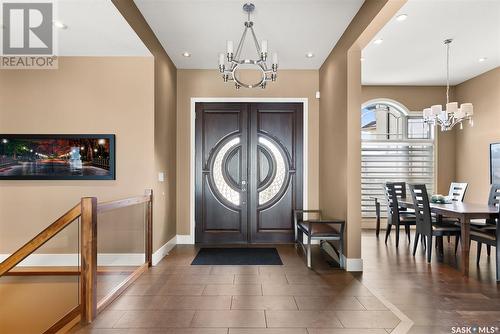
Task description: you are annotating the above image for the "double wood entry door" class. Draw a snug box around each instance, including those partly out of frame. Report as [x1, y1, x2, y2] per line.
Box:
[195, 102, 303, 244]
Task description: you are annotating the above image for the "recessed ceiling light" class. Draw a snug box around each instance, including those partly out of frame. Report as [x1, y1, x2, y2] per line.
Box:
[305, 52, 314, 58]
[396, 14, 408, 22]
[53, 20, 67, 29]
[182, 52, 191, 57]
[373, 38, 383, 45]
[478, 57, 487, 62]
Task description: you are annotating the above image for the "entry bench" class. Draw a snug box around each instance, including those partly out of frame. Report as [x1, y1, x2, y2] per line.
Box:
[294, 210, 345, 269]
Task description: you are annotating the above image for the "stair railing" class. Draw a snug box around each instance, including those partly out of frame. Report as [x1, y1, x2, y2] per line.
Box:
[0, 189, 153, 333]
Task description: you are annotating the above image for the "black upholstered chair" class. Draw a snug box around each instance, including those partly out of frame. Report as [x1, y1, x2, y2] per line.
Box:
[294, 210, 345, 269]
[384, 182, 415, 247]
[409, 184, 461, 263]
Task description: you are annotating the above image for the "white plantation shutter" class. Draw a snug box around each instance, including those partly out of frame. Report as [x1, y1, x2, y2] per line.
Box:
[361, 140, 434, 218]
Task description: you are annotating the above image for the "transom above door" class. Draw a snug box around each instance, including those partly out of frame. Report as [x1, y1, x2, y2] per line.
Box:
[195, 102, 303, 244]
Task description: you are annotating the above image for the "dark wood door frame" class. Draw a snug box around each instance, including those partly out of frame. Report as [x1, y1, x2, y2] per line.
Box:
[191, 101, 307, 243]
[190, 99, 308, 244]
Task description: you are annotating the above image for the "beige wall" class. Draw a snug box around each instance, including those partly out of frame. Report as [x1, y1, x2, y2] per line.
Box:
[113, 0, 178, 249]
[0, 276, 79, 333]
[176, 69, 319, 235]
[0, 1, 180, 255]
[0, 57, 155, 252]
[455, 67, 500, 203]
[361, 85, 456, 194]
[319, 0, 405, 260]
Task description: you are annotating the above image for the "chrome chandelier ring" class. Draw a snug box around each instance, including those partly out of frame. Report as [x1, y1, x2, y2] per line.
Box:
[231, 60, 268, 89]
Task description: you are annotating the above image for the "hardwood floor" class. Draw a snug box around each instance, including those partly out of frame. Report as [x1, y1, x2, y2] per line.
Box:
[361, 230, 500, 334]
[72, 230, 500, 334]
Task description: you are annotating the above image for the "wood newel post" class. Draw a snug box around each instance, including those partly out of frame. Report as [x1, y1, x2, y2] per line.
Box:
[145, 189, 153, 267]
[80, 197, 97, 324]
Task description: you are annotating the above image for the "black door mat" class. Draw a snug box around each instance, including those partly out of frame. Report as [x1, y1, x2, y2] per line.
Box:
[191, 247, 283, 265]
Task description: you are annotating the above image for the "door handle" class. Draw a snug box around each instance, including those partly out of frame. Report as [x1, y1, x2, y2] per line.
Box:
[241, 180, 247, 192]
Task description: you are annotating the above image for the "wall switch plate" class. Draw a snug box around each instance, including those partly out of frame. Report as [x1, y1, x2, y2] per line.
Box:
[158, 172, 165, 182]
[315, 91, 320, 99]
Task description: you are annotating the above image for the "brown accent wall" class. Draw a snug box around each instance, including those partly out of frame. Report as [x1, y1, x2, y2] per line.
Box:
[112, 0, 178, 249]
[455, 67, 500, 203]
[361, 85, 456, 194]
[0, 57, 155, 252]
[176, 69, 319, 235]
[319, 0, 406, 260]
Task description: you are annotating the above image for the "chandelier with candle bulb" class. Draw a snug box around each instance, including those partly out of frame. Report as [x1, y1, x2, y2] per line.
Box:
[218, 3, 278, 89]
[423, 39, 474, 131]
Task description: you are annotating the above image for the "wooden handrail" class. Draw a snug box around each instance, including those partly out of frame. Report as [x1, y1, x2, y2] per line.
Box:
[0, 204, 81, 276]
[96, 262, 148, 313]
[43, 305, 81, 334]
[97, 195, 151, 214]
[80, 197, 97, 324]
[0, 189, 154, 330]
[0, 192, 153, 276]
[4, 266, 140, 276]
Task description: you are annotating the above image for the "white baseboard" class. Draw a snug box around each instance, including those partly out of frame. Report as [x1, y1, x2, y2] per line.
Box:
[176, 234, 194, 244]
[1, 235, 179, 268]
[342, 255, 363, 272]
[152, 235, 177, 266]
[0, 253, 145, 267]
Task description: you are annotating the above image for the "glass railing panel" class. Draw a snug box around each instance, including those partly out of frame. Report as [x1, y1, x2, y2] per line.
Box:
[0, 217, 80, 334]
[96, 202, 146, 304]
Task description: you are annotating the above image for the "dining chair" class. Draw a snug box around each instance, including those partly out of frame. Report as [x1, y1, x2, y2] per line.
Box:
[448, 182, 468, 202]
[409, 184, 461, 263]
[391, 182, 414, 214]
[470, 205, 499, 281]
[384, 182, 415, 247]
[441, 182, 467, 251]
[473, 184, 500, 261]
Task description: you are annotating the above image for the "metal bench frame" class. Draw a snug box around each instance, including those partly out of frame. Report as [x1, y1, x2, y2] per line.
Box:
[293, 210, 345, 269]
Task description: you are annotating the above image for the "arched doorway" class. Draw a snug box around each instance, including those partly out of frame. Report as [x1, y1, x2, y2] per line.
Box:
[360, 99, 435, 227]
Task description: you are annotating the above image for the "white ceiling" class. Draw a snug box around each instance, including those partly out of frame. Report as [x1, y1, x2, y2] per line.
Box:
[56, 0, 150, 56]
[362, 0, 500, 86]
[0, 0, 151, 56]
[133, 0, 364, 69]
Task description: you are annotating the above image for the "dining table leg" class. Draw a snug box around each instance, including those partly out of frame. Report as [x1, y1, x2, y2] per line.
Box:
[460, 216, 470, 277]
[375, 199, 381, 238]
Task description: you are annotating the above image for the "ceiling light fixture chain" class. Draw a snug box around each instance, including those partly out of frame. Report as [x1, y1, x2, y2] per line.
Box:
[422, 39, 474, 131]
[218, 2, 278, 89]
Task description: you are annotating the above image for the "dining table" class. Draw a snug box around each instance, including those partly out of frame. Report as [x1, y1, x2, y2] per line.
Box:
[398, 197, 498, 277]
